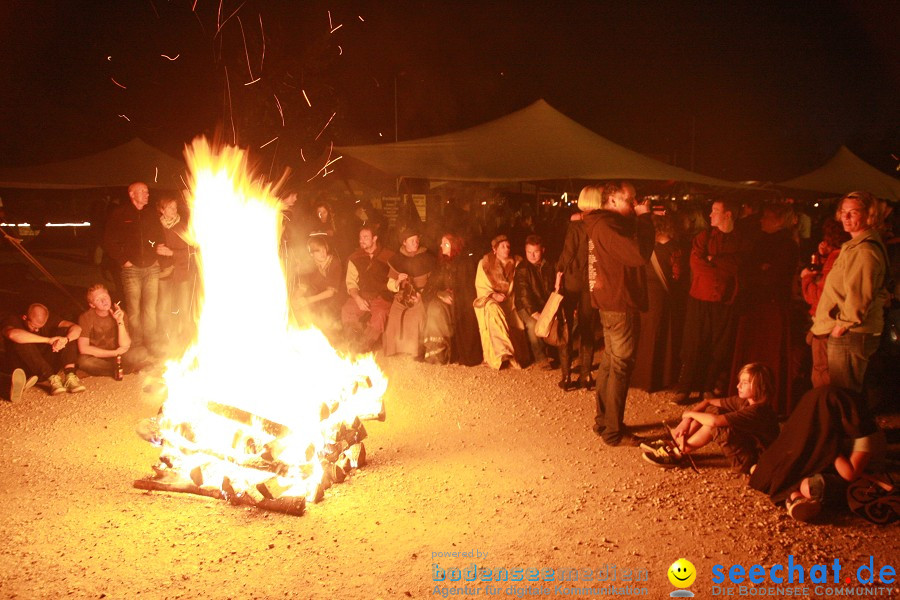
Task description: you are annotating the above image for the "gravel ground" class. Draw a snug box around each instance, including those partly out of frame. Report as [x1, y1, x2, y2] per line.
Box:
[1, 354, 897, 600]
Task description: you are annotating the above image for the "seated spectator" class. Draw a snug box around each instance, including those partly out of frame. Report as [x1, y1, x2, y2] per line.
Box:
[292, 234, 345, 338]
[2, 303, 86, 397]
[341, 226, 395, 353]
[422, 233, 482, 365]
[514, 234, 555, 369]
[384, 228, 436, 357]
[642, 362, 779, 474]
[800, 217, 850, 387]
[473, 235, 526, 370]
[749, 386, 891, 523]
[77, 284, 149, 376]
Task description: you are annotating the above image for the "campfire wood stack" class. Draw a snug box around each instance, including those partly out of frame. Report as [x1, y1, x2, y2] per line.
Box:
[134, 376, 384, 516]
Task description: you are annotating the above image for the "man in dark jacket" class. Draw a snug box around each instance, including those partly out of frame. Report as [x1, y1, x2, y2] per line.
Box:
[514, 234, 555, 368]
[342, 226, 395, 352]
[581, 182, 654, 446]
[103, 182, 168, 352]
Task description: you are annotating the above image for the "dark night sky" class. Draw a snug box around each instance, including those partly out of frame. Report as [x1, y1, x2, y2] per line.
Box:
[1, 0, 898, 182]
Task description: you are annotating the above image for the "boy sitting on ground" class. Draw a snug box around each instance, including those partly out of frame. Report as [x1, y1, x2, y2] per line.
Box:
[76, 284, 149, 376]
[643, 362, 780, 473]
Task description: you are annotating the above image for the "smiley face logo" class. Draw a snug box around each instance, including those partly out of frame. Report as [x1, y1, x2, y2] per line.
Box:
[667, 558, 696, 588]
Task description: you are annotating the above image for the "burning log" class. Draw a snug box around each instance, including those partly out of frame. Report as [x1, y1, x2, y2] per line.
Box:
[132, 140, 388, 517]
[134, 475, 306, 516]
[345, 442, 366, 468]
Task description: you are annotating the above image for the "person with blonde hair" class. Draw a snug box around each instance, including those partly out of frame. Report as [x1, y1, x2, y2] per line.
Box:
[810, 191, 889, 391]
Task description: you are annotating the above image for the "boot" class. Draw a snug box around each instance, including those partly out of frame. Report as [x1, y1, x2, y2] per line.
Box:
[578, 343, 595, 390]
[558, 343, 573, 391]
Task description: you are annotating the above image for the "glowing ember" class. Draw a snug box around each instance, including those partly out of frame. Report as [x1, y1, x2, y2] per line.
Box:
[144, 138, 387, 509]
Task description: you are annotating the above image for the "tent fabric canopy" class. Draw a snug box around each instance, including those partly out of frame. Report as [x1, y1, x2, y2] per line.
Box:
[0, 138, 186, 190]
[779, 146, 900, 201]
[337, 99, 744, 187]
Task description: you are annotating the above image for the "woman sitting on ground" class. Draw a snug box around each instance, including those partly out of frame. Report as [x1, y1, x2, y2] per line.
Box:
[473, 235, 527, 370]
[422, 233, 482, 365]
[749, 385, 892, 523]
[642, 362, 780, 474]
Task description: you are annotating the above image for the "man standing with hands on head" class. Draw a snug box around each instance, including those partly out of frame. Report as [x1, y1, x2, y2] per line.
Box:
[581, 182, 655, 446]
[104, 182, 168, 355]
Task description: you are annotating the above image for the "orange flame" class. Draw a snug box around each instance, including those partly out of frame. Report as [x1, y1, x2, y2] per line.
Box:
[156, 138, 386, 501]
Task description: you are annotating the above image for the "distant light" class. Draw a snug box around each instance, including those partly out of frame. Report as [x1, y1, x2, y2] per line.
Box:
[814, 202, 820, 208]
[561, 192, 568, 201]
[45, 222, 92, 227]
[1, 222, 32, 227]
[481, 201, 487, 206]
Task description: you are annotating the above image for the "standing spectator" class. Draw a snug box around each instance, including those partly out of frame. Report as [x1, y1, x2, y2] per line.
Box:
[672, 200, 747, 405]
[384, 228, 436, 357]
[801, 218, 850, 387]
[556, 205, 597, 391]
[632, 214, 688, 393]
[730, 203, 799, 415]
[809, 191, 890, 392]
[3, 303, 85, 397]
[514, 234, 556, 369]
[103, 182, 168, 353]
[341, 226, 395, 353]
[422, 233, 482, 365]
[156, 196, 195, 354]
[582, 182, 655, 446]
[77, 284, 149, 376]
[473, 235, 525, 370]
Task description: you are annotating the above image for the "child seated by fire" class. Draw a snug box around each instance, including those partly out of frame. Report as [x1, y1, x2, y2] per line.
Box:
[642, 362, 780, 473]
[76, 284, 151, 376]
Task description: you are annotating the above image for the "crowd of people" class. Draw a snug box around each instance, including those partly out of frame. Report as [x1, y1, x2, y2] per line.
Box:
[3, 179, 897, 524]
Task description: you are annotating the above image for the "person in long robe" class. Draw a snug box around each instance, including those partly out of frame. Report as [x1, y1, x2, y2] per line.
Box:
[730, 203, 799, 415]
[423, 233, 482, 365]
[632, 214, 688, 393]
[383, 229, 436, 357]
[473, 235, 526, 369]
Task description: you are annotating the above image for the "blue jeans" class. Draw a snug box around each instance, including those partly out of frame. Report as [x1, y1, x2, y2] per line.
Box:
[595, 311, 637, 444]
[826, 331, 880, 393]
[517, 309, 546, 364]
[121, 263, 160, 348]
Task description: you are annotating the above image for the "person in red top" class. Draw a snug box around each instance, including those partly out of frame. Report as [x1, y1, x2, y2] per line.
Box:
[800, 218, 850, 388]
[672, 200, 748, 405]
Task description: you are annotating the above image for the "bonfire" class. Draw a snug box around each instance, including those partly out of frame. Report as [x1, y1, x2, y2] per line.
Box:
[133, 139, 387, 515]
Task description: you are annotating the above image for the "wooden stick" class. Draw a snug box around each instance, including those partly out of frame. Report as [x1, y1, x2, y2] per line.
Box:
[133, 477, 305, 516]
[665, 421, 700, 474]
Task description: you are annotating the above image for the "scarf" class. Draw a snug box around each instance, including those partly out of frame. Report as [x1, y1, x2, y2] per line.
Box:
[160, 213, 181, 230]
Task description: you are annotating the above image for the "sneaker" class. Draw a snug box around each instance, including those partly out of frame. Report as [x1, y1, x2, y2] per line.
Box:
[642, 446, 684, 468]
[787, 497, 822, 522]
[48, 373, 66, 396]
[64, 371, 86, 393]
[639, 439, 672, 454]
[9, 368, 26, 402]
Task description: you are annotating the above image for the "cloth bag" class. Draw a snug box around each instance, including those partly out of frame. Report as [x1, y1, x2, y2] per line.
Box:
[535, 291, 564, 339]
